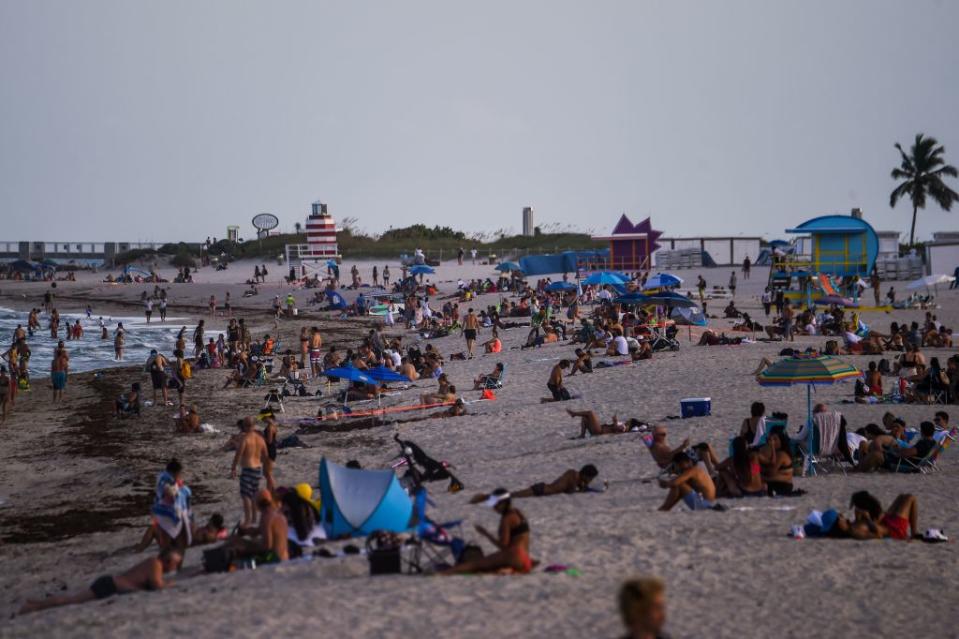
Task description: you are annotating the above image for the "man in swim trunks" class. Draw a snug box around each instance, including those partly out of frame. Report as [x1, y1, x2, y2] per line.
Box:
[658, 452, 720, 511]
[470, 465, 601, 503]
[308, 327, 323, 379]
[148, 349, 170, 406]
[462, 307, 480, 359]
[19, 549, 180, 614]
[543, 360, 571, 402]
[50, 341, 69, 402]
[231, 416, 269, 528]
[566, 408, 627, 438]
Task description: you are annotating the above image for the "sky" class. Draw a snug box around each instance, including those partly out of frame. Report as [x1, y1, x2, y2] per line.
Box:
[1, 0, 957, 244]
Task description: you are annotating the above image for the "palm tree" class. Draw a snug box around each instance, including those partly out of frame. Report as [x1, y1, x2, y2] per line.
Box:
[294, 222, 302, 235]
[890, 134, 959, 246]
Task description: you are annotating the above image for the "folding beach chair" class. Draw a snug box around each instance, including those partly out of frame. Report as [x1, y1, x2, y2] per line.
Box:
[482, 364, 507, 390]
[798, 412, 853, 476]
[890, 427, 957, 474]
[647, 322, 680, 352]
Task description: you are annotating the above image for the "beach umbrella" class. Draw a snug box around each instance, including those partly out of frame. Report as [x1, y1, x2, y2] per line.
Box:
[613, 292, 654, 305]
[7, 259, 37, 273]
[906, 274, 955, 291]
[323, 367, 376, 385]
[644, 291, 698, 308]
[410, 265, 435, 275]
[366, 366, 411, 383]
[495, 261, 522, 273]
[546, 281, 577, 292]
[581, 272, 627, 286]
[643, 273, 683, 290]
[670, 307, 707, 326]
[757, 355, 859, 475]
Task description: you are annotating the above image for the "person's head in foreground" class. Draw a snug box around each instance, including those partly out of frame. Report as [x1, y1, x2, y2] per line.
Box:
[619, 576, 667, 639]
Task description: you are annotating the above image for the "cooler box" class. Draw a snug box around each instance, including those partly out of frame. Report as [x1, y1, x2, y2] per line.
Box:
[680, 397, 711, 418]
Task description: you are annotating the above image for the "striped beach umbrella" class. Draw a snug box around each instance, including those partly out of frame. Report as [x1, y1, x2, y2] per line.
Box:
[757, 355, 859, 475]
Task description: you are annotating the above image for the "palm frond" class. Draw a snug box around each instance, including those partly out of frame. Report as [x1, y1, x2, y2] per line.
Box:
[889, 180, 913, 207]
[927, 179, 959, 211]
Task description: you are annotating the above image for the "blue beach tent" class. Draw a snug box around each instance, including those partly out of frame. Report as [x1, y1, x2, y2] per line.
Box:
[318, 458, 413, 538]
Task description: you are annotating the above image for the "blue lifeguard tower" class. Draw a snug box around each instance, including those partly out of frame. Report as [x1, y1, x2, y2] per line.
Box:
[785, 215, 878, 277]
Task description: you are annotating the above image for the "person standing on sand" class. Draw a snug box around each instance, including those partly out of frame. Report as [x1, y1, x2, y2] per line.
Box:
[471, 247, 478, 264]
[144, 296, 153, 324]
[193, 320, 205, 359]
[619, 576, 669, 639]
[457, 246, 464, 265]
[870, 269, 881, 306]
[0, 366, 11, 423]
[148, 349, 170, 406]
[696, 276, 706, 304]
[298, 326, 309, 369]
[231, 416, 269, 528]
[261, 263, 268, 282]
[308, 327, 323, 378]
[463, 308, 480, 359]
[208, 295, 216, 318]
[372, 265, 379, 287]
[742, 256, 751, 280]
[159, 297, 168, 322]
[51, 341, 69, 402]
[782, 301, 795, 342]
[728, 271, 737, 298]
[114, 322, 125, 360]
[19, 550, 181, 614]
[383, 265, 390, 287]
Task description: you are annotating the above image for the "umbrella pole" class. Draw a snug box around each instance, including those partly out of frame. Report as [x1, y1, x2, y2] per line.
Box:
[806, 384, 815, 477]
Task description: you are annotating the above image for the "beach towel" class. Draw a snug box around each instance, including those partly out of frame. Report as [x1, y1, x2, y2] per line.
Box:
[813, 411, 842, 456]
[151, 471, 192, 544]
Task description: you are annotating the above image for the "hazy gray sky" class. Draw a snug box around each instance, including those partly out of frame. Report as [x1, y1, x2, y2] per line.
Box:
[1, 0, 957, 243]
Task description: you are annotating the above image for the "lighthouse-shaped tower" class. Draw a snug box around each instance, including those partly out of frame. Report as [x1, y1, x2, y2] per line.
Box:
[304, 201, 339, 261]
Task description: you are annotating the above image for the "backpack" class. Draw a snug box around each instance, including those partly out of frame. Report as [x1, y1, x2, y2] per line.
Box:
[181, 360, 193, 379]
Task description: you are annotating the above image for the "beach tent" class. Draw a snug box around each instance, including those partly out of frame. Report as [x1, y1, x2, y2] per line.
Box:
[325, 290, 348, 310]
[318, 458, 413, 538]
[670, 307, 708, 326]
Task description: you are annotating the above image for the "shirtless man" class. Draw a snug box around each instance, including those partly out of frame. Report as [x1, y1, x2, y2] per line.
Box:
[463, 308, 480, 359]
[19, 550, 180, 614]
[230, 417, 269, 527]
[398, 357, 419, 381]
[542, 359, 571, 402]
[470, 464, 602, 503]
[114, 323, 125, 360]
[308, 328, 323, 379]
[51, 342, 69, 402]
[568, 348, 593, 375]
[647, 425, 690, 470]
[228, 489, 290, 562]
[658, 452, 720, 511]
[567, 408, 627, 437]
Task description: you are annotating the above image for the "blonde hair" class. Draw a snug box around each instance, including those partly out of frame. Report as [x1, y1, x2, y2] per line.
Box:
[619, 576, 665, 625]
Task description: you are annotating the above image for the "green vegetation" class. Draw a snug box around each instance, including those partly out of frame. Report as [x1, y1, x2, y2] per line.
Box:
[226, 226, 603, 260]
[890, 133, 958, 246]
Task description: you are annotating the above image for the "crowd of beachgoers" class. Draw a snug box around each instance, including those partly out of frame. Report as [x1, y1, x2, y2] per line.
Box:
[1, 255, 957, 638]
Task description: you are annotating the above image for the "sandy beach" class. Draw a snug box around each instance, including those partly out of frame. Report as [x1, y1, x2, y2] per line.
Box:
[0, 259, 957, 639]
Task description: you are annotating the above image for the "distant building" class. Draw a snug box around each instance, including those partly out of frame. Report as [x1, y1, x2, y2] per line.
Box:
[522, 207, 534, 237]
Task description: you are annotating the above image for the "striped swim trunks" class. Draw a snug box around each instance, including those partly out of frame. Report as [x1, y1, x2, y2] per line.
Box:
[239, 467, 262, 499]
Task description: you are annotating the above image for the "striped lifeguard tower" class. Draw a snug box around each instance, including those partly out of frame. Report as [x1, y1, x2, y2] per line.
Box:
[285, 201, 340, 272]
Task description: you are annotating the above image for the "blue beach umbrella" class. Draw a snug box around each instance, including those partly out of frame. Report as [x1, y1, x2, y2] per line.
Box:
[410, 265, 435, 275]
[495, 262, 522, 272]
[643, 273, 683, 290]
[581, 272, 627, 286]
[613, 292, 654, 305]
[546, 281, 577, 292]
[323, 367, 376, 385]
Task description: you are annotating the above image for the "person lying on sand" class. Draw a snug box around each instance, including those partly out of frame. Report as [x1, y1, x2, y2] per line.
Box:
[567, 408, 627, 437]
[19, 550, 181, 614]
[441, 489, 533, 575]
[470, 465, 602, 504]
[658, 452, 722, 511]
[830, 491, 923, 540]
[135, 514, 227, 552]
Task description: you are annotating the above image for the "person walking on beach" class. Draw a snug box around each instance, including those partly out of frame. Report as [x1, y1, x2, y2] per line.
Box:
[51, 341, 68, 402]
[308, 327, 323, 378]
[159, 297, 168, 322]
[463, 308, 480, 358]
[231, 416, 269, 528]
[372, 265, 379, 287]
[148, 349, 170, 406]
[742, 256, 751, 280]
[761, 287, 772, 316]
[728, 271, 737, 298]
[870, 269, 881, 306]
[457, 246, 464, 265]
[383, 265, 390, 287]
[114, 322, 125, 360]
[471, 247, 478, 264]
[193, 320, 205, 359]
[696, 276, 706, 304]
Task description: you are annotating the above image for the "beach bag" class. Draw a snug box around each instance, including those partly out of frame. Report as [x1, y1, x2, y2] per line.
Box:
[203, 546, 235, 573]
[181, 361, 193, 379]
[367, 532, 402, 576]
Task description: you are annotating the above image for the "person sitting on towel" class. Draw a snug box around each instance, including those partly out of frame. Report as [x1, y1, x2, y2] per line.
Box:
[658, 452, 721, 511]
[441, 489, 533, 575]
[469, 465, 602, 504]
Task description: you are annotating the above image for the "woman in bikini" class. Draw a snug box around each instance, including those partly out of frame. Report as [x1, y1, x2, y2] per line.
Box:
[757, 429, 802, 496]
[716, 436, 766, 498]
[441, 489, 533, 575]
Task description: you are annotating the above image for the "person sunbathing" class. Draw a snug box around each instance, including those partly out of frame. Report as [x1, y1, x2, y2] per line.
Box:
[469, 465, 601, 504]
[225, 489, 289, 563]
[757, 429, 803, 496]
[832, 491, 921, 540]
[856, 420, 937, 472]
[657, 452, 721, 511]
[482, 334, 503, 354]
[474, 363, 505, 389]
[19, 550, 181, 614]
[441, 489, 533, 575]
[646, 425, 690, 470]
[566, 408, 627, 437]
[715, 436, 766, 498]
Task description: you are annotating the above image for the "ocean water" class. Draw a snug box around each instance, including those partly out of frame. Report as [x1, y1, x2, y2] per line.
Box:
[1, 307, 195, 377]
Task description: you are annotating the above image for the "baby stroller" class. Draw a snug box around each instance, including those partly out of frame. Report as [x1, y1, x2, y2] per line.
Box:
[391, 434, 464, 493]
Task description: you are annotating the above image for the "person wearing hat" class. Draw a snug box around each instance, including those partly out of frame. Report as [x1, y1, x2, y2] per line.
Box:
[441, 489, 533, 575]
[282, 484, 325, 557]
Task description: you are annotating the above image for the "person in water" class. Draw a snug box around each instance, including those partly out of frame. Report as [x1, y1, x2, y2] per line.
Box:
[19, 550, 181, 614]
[470, 465, 602, 503]
[441, 489, 533, 575]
